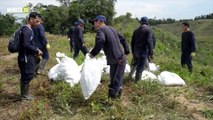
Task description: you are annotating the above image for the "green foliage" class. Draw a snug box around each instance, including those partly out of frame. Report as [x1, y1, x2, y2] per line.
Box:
[40, 5, 69, 35]
[202, 109, 213, 119]
[0, 13, 19, 36]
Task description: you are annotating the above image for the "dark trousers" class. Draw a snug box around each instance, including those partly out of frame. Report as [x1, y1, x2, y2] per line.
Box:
[181, 52, 193, 72]
[108, 57, 126, 97]
[35, 47, 49, 73]
[134, 55, 147, 81]
[41, 47, 49, 60]
[69, 38, 74, 52]
[18, 54, 35, 94]
[73, 45, 88, 58]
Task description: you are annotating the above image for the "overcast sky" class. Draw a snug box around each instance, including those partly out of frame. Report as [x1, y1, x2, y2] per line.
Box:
[0, 0, 212, 20]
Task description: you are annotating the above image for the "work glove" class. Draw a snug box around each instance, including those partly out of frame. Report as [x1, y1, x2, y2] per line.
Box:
[46, 43, 50, 49]
[191, 52, 195, 57]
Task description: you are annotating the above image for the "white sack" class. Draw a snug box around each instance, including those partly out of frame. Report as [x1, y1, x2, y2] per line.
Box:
[48, 52, 81, 87]
[158, 71, 186, 86]
[48, 64, 60, 81]
[132, 70, 157, 81]
[149, 63, 160, 72]
[58, 56, 81, 87]
[80, 54, 102, 99]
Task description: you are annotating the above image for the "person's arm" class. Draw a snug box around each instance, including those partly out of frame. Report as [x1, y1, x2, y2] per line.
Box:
[38, 25, 48, 45]
[190, 32, 196, 52]
[21, 27, 39, 54]
[78, 27, 84, 45]
[117, 32, 130, 55]
[90, 29, 105, 57]
[147, 28, 154, 56]
[131, 30, 136, 54]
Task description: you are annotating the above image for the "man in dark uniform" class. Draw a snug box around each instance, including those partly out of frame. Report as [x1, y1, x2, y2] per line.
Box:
[72, 19, 89, 60]
[130, 16, 154, 82]
[33, 14, 50, 75]
[181, 22, 196, 72]
[89, 15, 130, 99]
[18, 12, 43, 100]
[67, 22, 78, 53]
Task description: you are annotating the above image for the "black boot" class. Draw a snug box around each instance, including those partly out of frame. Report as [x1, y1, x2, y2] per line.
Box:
[20, 82, 34, 100]
[135, 71, 142, 83]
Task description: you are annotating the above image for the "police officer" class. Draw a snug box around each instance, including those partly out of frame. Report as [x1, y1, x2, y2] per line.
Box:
[181, 22, 196, 72]
[67, 22, 78, 53]
[18, 12, 43, 100]
[72, 19, 89, 60]
[130, 16, 154, 82]
[33, 14, 50, 75]
[89, 15, 130, 99]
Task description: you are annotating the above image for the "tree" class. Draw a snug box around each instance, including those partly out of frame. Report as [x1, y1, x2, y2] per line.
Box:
[0, 13, 19, 36]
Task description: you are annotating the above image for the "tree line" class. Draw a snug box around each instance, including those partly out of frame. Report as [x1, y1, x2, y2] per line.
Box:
[0, 0, 212, 36]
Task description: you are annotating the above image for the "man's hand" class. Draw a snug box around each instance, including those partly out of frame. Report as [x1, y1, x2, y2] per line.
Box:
[37, 49, 43, 55]
[191, 52, 195, 57]
[88, 53, 94, 58]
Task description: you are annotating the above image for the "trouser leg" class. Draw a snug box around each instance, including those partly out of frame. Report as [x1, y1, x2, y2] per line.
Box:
[108, 59, 126, 98]
[73, 46, 80, 60]
[80, 46, 89, 56]
[135, 56, 146, 82]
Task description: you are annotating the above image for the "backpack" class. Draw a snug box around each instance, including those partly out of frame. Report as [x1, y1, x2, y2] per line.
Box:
[8, 25, 32, 53]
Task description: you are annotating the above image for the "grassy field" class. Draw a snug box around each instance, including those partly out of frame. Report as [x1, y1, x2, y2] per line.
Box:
[0, 20, 212, 120]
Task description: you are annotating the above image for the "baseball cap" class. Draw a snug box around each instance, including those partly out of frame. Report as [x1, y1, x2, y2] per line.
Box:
[77, 19, 84, 24]
[140, 16, 148, 24]
[92, 15, 106, 22]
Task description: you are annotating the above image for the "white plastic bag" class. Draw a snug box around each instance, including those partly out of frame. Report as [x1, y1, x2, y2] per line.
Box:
[157, 71, 186, 86]
[80, 54, 102, 99]
[48, 52, 81, 87]
[149, 63, 160, 72]
[48, 64, 60, 81]
[132, 70, 157, 81]
[58, 56, 81, 87]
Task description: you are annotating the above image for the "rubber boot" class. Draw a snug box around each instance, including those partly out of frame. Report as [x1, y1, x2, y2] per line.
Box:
[135, 71, 142, 83]
[37, 59, 48, 75]
[129, 66, 136, 78]
[20, 82, 34, 100]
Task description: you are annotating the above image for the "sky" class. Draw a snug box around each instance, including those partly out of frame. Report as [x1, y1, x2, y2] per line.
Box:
[0, 0, 213, 20]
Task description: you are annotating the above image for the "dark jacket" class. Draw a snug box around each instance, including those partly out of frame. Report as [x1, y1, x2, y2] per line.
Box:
[73, 26, 84, 47]
[90, 26, 130, 64]
[33, 24, 47, 49]
[131, 25, 154, 57]
[67, 26, 74, 39]
[181, 31, 196, 53]
[19, 26, 38, 55]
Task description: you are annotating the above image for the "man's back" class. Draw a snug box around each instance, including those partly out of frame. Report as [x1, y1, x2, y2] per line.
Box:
[131, 25, 153, 57]
[91, 26, 129, 64]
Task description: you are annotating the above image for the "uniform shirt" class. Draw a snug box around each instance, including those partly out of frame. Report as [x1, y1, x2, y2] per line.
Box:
[72, 26, 84, 47]
[33, 24, 47, 49]
[131, 25, 154, 57]
[19, 26, 38, 56]
[90, 25, 130, 64]
[181, 31, 196, 53]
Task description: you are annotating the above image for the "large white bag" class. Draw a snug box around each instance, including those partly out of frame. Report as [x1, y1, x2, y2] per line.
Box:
[80, 54, 102, 99]
[132, 70, 157, 81]
[48, 52, 81, 87]
[149, 63, 160, 72]
[158, 71, 186, 86]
